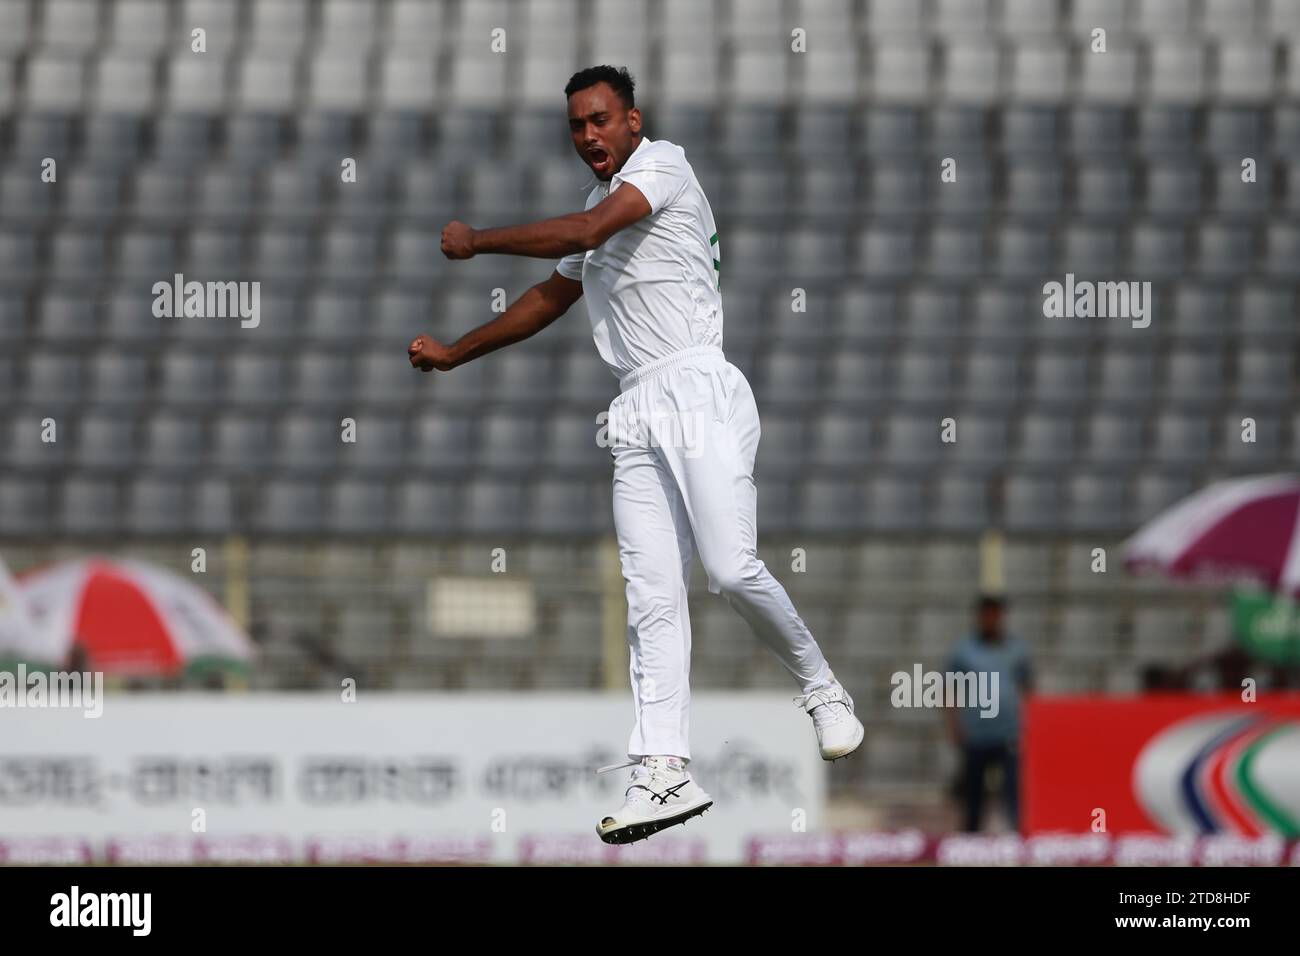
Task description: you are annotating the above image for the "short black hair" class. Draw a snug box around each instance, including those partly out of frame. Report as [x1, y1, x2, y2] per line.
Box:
[565, 65, 636, 109]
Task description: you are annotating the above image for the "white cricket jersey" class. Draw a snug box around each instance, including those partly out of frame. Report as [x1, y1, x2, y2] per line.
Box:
[556, 137, 723, 381]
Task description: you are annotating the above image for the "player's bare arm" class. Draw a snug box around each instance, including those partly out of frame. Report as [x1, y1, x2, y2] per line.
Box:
[407, 270, 584, 372]
[440, 185, 653, 261]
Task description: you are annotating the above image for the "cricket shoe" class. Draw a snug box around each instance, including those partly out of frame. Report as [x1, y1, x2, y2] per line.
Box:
[795, 678, 865, 761]
[595, 756, 713, 845]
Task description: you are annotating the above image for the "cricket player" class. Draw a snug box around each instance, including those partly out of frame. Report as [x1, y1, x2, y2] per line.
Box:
[409, 66, 863, 844]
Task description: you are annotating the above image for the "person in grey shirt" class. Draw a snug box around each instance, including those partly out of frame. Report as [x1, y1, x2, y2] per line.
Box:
[944, 594, 1033, 832]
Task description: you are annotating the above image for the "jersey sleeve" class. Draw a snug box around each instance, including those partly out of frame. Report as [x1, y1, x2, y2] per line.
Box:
[555, 251, 584, 280]
[613, 148, 689, 216]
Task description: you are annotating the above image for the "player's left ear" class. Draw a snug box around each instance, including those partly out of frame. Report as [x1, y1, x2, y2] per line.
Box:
[628, 107, 642, 136]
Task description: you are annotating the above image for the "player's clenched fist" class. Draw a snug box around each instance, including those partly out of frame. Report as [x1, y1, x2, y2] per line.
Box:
[408, 334, 455, 372]
[441, 220, 476, 259]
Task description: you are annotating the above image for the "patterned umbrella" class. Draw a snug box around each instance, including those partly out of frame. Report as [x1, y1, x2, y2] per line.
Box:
[1124, 474, 1300, 594]
[6, 557, 255, 676]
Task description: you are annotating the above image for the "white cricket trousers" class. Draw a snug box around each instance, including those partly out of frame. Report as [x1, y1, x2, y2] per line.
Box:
[607, 344, 834, 762]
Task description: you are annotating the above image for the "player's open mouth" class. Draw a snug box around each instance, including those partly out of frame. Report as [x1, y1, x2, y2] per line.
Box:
[589, 148, 611, 173]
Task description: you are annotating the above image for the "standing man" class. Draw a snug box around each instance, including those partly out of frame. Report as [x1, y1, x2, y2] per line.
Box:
[409, 66, 863, 844]
[944, 594, 1033, 832]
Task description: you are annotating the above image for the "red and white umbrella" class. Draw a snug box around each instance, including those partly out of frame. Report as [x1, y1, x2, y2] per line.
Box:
[5, 557, 255, 676]
[1124, 474, 1300, 594]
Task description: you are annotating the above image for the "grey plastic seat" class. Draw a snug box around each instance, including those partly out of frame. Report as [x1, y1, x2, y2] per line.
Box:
[542, 410, 608, 472]
[258, 480, 324, 534]
[758, 352, 820, 405]
[59, 478, 118, 535]
[1017, 411, 1076, 466]
[1008, 46, 1068, 103]
[185, 228, 245, 275]
[342, 416, 405, 473]
[494, 352, 555, 403]
[4, 410, 67, 468]
[1075, 161, 1134, 217]
[1031, 351, 1090, 405]
[1265, 224, 1300, 276]
[1068, 107, 1127, 156]
[26, 352, 85, 406]
[38, 293, 93, 339]
[856, 226, 917, 277]
[0, 234, 25, 293]
[193, 478, 234, 533]
[932, 474, 989, 532]
[388, 226, 444, 284]
[810, 413, 873, 469]
[963, 351, 1020, 405]
[998, 107, 1060, 154]
[1059, 225, 1119, 274]
[1196, 224, 1256, 278]
[798, 478, 864, 533]
[478, 412, 540, 470]
[328, 479, 390, 535]
[25, 52, 87, 112]
[1067, 474, 1129, 531]
[159, 353, 220, 405]
[755, 414, 806, 476]
[825, 351, 889, 406]
[294, 353, 352, 406]
[787, 229, 847, 279]
[865, 476, 926, 531]
[276, 414, 340, 471]
[1152, 413, 1211, 463]
[1222, 411, 1279, 464]
[1133, 470, 1197, 524]
[1165, 349, 1223, 404]
[1086, 412, 1145, 465]
[464, 480, 526, 534]
[0, 293, 27, 342]
[306, 290, 366, 346]
[867, 162, 925, 215]
[393, 479, 461, 536]
[108, 0, 168, 52]
[95, 55, 155, 113]
[116, 229, 176, 279]
[74, 414, 136, 469]
[1096, 351, 1156, 403]
[896, 352, 954, 404]
[197, 169, 257, 223]
[265, 163, 325, 222]
[49, 232, 107, 280]
[926, 227, 984, 278]
[126, 477, 188, 535]
[995, 225, 1053, 278]
[1238, 286, 1295, 340]
[1206, 108, 1266, 156]
[0, 170, 56, 221]
[1172, 285, 1231, 340]
[255, 229, 313, 279]
[1130, 224, 1187, 277]
[1006, 162, 1065, 216]
[1236, 349, 1293, 404]
[356, 350, 418, 406]
[949, 413, 1008, 470]
[861, 107, 923, 155]
[249, 0, 309, 53]
[719, 107, 782, 155]
[1001, 476, 1060, 531]
[130, 168, 191, 219]
[530, 479, 604, 534]
[883, 413, 941, 468]
[143, 414, 204, 469]
[791, 109, 854, 160]
[464, 165, 532, 223]
[321, 228, 379, 281]
[558, 352, 616, 406]
[212, 414, 273, 471]
[1145, 162, 1203, 219]
[409, 412, 474, 474]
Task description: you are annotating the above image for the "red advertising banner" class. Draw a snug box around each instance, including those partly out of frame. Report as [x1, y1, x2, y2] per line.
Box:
[1025, 694, 1300, 838]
